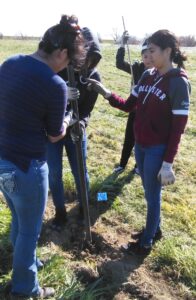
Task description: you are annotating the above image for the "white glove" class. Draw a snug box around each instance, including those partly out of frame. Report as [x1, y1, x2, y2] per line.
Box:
[87, 79, 111, 99]
[63, 110, 73, 126]
[64, 110, 78, 128]
[67, 87, 80, 101]
[157, 161, 176, 186]
[121, 30, 130, 46]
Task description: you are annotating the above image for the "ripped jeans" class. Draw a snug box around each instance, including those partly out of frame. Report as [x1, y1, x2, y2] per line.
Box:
[0, 158, 48, 297]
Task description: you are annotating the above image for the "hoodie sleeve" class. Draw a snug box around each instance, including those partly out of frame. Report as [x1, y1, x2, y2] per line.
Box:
[163, 75, 190, 163]
[78, 71, 101, 128]
[116, 47, 132, 74]
[108, 92, 137, 112]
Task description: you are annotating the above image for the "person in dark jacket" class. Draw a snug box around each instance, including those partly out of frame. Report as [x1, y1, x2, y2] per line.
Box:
[88, 29, 190, 255]
[47, 27, 102, 230]
[114, 33, 153, 174]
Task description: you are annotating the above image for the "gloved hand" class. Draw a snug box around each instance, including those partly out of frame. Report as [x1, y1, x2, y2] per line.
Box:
[63, 110, 73, 126]
[70, 123, 85, 143]
[87, 79, 111, 99]
[121, 30, 130, 46]
[157, 161, 176, 186]
[64, 110, 78, 128]
[67, 87, 80, 101]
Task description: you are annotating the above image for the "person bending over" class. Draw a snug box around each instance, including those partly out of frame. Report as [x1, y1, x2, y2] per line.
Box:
[0, 15, 86, 298]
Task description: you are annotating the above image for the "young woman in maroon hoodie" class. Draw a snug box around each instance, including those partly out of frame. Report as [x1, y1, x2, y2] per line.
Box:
[88, 29, 190, 255]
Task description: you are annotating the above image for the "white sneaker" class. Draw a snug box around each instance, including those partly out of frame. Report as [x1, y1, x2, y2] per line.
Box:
[113, 166, 125, 174]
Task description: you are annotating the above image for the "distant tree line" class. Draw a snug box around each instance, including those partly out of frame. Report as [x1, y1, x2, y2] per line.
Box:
[100, 29, 196, 47]
[178, 35, 196, 47]
[0, 33, 39, 40]
[0, 31, 196, 47]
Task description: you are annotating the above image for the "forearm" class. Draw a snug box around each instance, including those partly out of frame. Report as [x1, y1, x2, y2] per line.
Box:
[48, 124, 66, 143]
[164, 115, 188, 163]
[108, 93, 137, 112]
[116, 47, 132, 74]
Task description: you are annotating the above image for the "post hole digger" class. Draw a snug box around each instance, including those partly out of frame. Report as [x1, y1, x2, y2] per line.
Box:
[67, 64, 92, 243]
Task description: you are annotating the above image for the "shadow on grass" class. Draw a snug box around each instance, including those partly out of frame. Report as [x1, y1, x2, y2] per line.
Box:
[89, 169, 137, 225]
[40, 169, 137, 251]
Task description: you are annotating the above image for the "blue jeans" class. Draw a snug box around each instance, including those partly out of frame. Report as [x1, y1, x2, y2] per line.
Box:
[134, 143, 166, 247]
[47, 133, 89, 209]
[0, 158, 48, 296]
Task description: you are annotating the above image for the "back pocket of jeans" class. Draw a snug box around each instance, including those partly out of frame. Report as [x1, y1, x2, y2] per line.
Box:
[0, 171, 18, 194]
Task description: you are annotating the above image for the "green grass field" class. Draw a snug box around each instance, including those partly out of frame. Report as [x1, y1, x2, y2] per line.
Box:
[0, 40, 195, 299]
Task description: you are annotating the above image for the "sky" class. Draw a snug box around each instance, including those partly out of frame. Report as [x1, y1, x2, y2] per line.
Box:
[0, 0, 195, 39]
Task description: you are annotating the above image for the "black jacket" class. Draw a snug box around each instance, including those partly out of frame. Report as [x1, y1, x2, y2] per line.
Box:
[116, 47, 145, 84]
[58, 68, 101, 134]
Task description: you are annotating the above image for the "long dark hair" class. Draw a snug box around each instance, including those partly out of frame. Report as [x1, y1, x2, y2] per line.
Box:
[39, 15, 87, 69]
[148, 29, 187, 69]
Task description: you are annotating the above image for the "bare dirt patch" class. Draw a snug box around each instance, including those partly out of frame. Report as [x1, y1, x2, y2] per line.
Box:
[40, 195, 192, 300]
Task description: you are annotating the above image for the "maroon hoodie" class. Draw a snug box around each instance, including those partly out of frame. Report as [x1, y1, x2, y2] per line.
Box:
[108, 68, 190, 163]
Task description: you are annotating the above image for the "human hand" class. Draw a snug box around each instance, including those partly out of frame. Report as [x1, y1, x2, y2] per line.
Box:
[157, 161, 176, 186]
[67, 87, 80, 101]
[63, 109, 73, 127]
[87, 79, 111, 99]
[70, 123, 85, 143]
[121, 30, 130, 46]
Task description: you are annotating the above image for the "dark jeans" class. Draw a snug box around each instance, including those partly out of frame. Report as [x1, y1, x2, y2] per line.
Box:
[120, 111, 136, 168]
[47, 133, 89, 209]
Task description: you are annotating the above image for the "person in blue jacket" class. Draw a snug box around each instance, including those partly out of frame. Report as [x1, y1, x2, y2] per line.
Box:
[47, 27, 102, 230]
[0, 15, 86, 298]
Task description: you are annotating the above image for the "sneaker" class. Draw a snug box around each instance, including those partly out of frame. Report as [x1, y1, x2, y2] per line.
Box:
[121, 240, 151, 255]
[113, 166, 125, 174]
[131, 227, 145, 240]
[131, 227, 163, 243]
[50, 208, 67, 231]
[39, 287, 55, 299]
[10, 287, 55, 299]
[153, 228, 163, 243]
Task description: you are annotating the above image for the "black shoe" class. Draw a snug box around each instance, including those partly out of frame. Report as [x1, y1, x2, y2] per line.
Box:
[50, 208, 67, 231]
[153, 228, 163, 242]
[121, 240, 151, 256]
[131, 227, 163, 243]
[113, 165, 125, 174]
[131, 227, 145, 240]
